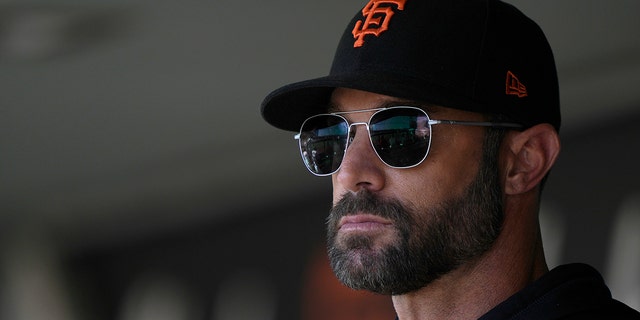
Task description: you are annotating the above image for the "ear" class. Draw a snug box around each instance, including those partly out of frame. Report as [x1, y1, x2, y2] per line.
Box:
[503, 124, 561, 195]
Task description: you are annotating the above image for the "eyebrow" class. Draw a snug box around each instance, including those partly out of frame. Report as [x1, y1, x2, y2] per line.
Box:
[327, 98, 440, 114]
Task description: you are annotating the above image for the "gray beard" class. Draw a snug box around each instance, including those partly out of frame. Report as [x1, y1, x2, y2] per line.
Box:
[326, 131, 504, 295]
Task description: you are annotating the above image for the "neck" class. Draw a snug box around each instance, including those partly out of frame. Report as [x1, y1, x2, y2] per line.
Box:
[392, 195, 548, 320]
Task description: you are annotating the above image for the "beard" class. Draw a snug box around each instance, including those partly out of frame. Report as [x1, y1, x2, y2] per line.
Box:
[326, 130, 505, 295]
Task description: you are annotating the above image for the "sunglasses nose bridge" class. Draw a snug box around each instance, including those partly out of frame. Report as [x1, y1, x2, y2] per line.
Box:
[346, 121, 370, 148]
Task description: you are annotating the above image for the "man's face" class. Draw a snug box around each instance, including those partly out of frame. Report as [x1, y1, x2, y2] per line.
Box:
[326, 88, 504, 295]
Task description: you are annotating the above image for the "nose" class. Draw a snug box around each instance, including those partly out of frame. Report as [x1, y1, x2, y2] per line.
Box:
[333, 124, 386, 193]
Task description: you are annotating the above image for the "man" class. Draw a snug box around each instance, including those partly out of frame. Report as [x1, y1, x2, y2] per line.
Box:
[261, 0, 640, 319]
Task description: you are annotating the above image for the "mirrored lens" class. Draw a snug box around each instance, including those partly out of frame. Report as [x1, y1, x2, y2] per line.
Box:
[299, 115, 349, 175]
[370, 108, 431, 167]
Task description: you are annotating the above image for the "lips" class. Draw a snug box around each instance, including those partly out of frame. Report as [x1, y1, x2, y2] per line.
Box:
[338, 214, 393, 232]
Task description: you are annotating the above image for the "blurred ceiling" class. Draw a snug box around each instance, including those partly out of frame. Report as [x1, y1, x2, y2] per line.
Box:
[1, 0, 639, 248]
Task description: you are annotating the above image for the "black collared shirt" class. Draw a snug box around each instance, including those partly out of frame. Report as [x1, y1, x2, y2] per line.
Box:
[480, 263, 639, 319]
[394, 264, 640, 320]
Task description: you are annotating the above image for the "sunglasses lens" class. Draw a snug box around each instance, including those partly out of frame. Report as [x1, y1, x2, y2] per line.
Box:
[370, 108, 431, 167]
[298, 108, 431, 175]
[299, 115, 349, 175]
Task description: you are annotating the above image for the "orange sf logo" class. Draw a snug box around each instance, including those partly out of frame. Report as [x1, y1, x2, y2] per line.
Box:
[352, 0, 407, 48]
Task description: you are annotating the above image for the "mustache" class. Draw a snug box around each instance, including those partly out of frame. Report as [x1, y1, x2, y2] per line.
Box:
[328, 190, 414, 223]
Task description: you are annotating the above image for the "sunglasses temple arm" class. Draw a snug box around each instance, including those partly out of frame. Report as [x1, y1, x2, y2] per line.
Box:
[430, 120, 523, 129]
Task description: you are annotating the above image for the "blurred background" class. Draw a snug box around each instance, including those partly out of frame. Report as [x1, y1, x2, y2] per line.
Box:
[1, 0, 639, 319]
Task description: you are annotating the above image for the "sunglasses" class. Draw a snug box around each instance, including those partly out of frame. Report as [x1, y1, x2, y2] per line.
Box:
[294, 106, 523, 176]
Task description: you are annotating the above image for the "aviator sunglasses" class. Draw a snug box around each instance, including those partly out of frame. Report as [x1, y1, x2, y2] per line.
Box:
[295, 106, 523, 176]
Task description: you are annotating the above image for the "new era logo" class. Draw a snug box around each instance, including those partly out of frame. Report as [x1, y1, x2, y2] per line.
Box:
[506, 71, 528, 98]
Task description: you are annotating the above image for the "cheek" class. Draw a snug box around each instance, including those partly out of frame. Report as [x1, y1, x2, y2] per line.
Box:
[331, 176, 347, 205]
[430, 129, 484, 184]
[386, 170, 443, 210]
[392, 149, 483, 207]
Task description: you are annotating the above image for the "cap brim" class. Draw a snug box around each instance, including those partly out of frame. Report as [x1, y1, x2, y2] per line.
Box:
[261, 73, 484, 132]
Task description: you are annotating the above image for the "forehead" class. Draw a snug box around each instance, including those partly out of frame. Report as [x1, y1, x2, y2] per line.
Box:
[329, 88, 413, 112]
[329, 88, 455, 118]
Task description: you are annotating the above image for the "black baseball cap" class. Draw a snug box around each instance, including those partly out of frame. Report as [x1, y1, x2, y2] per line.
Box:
[261, 0, 560, 132]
